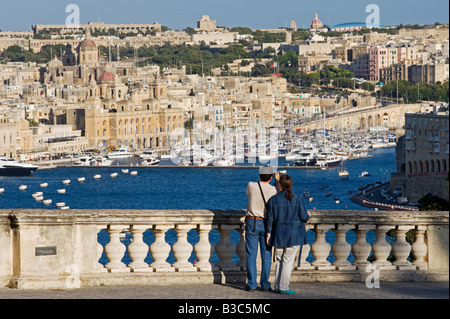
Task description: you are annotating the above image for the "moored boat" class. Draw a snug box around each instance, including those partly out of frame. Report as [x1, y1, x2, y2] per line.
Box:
[107, 147, 133, 159]
[0, 157, 39, 176]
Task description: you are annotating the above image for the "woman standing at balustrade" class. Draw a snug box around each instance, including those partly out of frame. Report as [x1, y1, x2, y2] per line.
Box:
[265, 175, 309, 294]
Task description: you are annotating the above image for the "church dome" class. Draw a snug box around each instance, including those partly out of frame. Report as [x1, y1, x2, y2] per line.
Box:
[48, 57, 63, 68]
[98, 71, 115, 83]
[310, 13, 323, 29]
[80, 39, 97, 49]
[78, 29, 97, 50]
[98, 63, 115, 83]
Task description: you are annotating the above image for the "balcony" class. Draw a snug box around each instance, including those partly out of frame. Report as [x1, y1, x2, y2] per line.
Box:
[1, 209, 448, 289]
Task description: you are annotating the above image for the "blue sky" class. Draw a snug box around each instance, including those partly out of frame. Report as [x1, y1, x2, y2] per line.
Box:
[0, 0, 448, 31]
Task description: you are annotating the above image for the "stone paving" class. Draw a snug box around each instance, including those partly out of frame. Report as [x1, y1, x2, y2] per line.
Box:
[0, 282, 448, 299]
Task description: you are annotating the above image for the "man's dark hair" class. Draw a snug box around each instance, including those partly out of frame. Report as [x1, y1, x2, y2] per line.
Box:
[259, 174, 272, 182]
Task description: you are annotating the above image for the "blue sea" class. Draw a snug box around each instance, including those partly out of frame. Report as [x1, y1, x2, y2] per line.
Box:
[0, 148, 395, 211]
[0, 148, 396, 265]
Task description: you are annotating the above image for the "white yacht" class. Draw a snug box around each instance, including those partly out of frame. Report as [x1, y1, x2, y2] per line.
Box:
[94, 156, 114, 166]
[316, 153, 341, 168]
[291, 151, 317, 167]
[140, 149, 160, 160]
[73, 156, 97, 166]
[338, 168, 349, 180]
[0, 157, 39, 176]
[212, 156, 235, 167]
[141, 157, 160, 166]
[107, 147, 133, 159]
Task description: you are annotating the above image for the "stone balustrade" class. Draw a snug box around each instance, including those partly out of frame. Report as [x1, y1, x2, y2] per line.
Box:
[0, 209, 448, 289]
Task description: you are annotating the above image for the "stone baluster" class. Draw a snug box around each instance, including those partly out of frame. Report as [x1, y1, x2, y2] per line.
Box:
[150, 225, 174, 272]
[294, 244, 313, 270]
[236, 224, 246, 270]
[127, 226, 150, 272]
[372, 225, 395, 269]
[215, 225, 239, 271]
[351, 225, 374, 270]
[412, 226, 428, 270]
[97, 226, 108, 272]
[172, 225, 195, 272]
[295, 225, 314, 270]
[311, 224, 334, 270]
[104, 226, 128, 272]
[194, 225, 214, 271]
[332, 224, 356, 270]
[392, 226, 415, 270]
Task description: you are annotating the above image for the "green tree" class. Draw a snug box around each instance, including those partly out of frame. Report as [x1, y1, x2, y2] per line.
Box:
[418, 193, 449, 211]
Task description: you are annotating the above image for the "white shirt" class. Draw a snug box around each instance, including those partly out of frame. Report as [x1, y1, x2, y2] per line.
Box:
[246, 181, 277, 218]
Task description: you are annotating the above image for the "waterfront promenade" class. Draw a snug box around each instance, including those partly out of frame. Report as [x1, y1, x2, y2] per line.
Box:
[0, 281, 448, 299]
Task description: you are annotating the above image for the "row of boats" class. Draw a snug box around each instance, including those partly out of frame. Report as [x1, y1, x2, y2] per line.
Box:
[0, 130, 396, 176]
[168, 131, 396, 169]
[71, 130, 396, 170]
[73, 148, 161, 167]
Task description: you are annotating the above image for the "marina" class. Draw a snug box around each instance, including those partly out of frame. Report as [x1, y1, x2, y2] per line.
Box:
[0, 148, 402, 211]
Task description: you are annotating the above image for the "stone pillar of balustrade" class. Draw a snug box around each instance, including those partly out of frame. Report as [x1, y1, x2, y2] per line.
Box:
[194, 224, 215, 271]
[96, 226, 109, 272]
[294, 225, 314, 270]
[351, 225, 374, 270]
[150, 225, 174, 272]
[332, 224, 356, 270]
[311, 224, 335, 270]
[215, 224, 240, 271]
[372, 225, 395, 269]
[392, 225, 416, 270]
[0, 215, 12, 287]
[412, 226, 428, 270]
[127, 226, 151, 272]
[104, 226, 128, 272]
[172, 225, 196, 272]
[236, 224, 246, 271]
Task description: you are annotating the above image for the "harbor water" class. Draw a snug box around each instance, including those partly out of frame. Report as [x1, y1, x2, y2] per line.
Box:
[0, 148, 395, 210]
[0, 148, 397, 265]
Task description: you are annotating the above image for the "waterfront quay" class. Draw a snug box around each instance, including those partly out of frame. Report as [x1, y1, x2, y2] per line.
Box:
[1, 209, 448, 294]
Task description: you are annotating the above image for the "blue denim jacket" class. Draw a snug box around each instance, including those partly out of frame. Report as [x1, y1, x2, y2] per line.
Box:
[265, 191, 310, 247]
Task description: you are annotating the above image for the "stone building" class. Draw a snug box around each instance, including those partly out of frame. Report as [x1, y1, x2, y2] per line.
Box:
[32, 21, 161, 35]
[390, 106, 449, 202]
[0, 122, 17, 158]
[83, 79, 184, 151]
[77, 29, 99, 67]
[196, 15, 220, 32]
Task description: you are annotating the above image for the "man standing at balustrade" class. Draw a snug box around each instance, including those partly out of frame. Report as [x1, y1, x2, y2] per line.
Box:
[245, 166, 279, 292]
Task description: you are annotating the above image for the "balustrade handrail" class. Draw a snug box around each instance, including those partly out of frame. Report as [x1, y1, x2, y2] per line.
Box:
[3, 209, 449, 227]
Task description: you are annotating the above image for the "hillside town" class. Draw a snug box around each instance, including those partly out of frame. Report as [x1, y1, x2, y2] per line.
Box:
[0, 15, 448, 203]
